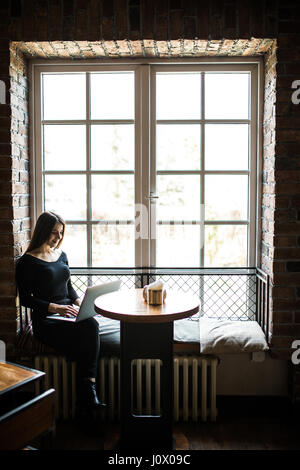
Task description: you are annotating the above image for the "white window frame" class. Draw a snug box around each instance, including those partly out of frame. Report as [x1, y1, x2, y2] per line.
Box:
[29, 57, 263, 268]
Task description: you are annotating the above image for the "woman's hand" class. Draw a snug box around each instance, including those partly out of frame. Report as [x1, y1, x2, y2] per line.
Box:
[48, 303, 78, 318]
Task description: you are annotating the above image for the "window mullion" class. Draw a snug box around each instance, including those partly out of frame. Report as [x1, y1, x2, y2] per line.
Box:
[86, 72, 92, 268]
[200, 71, 205, 267]
[138, 65, 152, 268]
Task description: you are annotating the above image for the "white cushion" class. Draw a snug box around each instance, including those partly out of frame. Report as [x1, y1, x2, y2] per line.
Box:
[199, 318, 269, 354]
[95, 315, 120, 335]
[174, 318, 200, 343]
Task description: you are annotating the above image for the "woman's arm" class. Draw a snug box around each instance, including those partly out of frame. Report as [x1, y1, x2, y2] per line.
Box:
[15, 257, 50, 315]
[63, 252, 80, 304]
[73, 297, 82, 307]
[67, 278, 80, 304]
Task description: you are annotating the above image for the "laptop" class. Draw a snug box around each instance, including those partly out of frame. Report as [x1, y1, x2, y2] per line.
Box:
[46, 280, 121, 323]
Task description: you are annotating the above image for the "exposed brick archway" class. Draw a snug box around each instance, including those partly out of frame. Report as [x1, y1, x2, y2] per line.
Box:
[13, 38, 274, 58]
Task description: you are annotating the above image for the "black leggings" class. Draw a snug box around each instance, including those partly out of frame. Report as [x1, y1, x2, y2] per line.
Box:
[35, 317, 100, 380]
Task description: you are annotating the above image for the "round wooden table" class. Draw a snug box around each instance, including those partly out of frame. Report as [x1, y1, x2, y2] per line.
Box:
[95, 288, 200, 450]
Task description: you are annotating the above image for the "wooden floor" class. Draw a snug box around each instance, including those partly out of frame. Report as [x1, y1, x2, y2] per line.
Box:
[49, 396, 300, 451]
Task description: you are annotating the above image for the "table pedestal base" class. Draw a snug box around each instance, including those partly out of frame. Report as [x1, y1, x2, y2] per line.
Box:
[120, 321, 174, 450]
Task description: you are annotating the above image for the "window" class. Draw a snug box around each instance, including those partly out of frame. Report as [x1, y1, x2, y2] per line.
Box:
[31, 60, 261, 268]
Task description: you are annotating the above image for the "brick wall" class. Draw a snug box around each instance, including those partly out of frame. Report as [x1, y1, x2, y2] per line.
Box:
[0, 37, 29, 349]
[261, 38, 277, 346]
[0, 0, 300, 400]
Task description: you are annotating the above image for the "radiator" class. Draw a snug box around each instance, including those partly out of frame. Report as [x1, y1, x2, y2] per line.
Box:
[34, 355, 218, 422]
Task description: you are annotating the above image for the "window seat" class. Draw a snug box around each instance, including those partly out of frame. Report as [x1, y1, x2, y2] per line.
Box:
[15, 316, 201, 357]
[15, 314, 269, 359]
[97, 315, 269, 356]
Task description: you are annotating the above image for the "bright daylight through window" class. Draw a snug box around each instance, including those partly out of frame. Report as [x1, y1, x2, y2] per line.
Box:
[33, 62, 260, 269]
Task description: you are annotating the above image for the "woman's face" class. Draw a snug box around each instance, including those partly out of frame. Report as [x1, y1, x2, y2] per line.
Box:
[47, 223, 64, 249]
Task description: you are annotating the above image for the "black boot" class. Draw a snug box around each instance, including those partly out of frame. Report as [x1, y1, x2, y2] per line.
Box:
[75, 379, 106, 437]
[77, 378, 106, 410]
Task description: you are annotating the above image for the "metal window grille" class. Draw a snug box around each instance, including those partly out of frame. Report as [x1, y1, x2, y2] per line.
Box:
[69, 266, 270, 342]
[17, 267, 270, 344]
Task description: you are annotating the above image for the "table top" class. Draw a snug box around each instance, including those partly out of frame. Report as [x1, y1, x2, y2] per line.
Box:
[94, 288, 200, 323]
[0, 362, 44, 396]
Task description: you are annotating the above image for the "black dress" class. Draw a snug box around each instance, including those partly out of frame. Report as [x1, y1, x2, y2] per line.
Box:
[15, 251, 100, 379]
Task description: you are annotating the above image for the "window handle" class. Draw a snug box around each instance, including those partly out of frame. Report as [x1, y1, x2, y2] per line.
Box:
[145, 193, 159, 200]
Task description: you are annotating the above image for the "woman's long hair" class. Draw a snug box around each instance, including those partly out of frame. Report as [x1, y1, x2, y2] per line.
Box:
[25, 211, 66, 253]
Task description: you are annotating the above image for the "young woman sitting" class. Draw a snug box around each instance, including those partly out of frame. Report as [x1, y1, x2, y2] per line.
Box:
[16, 211, 105, 433]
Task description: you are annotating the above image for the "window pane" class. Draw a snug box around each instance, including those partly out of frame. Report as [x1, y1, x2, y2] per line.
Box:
[157, 175, 200, 221]
[156, 225, 200, 267]
[205, 225, 247, 267]
[90, 73, 134, 120]
[92, 224, 134, 266]
[156, 73, 201, 120]
[91, 125, 134, 170]
[43, 74, 86, 120]
[63, 224, 87, 267]
[43, 125, 86, 171]
[157, 124, 200, 171]
[205, 124, 249, 170]
[205, 175, 248, 221]
[205, 73, 249, 119]
[92, 175, 134, 220]
[44, 175, 86, 220]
